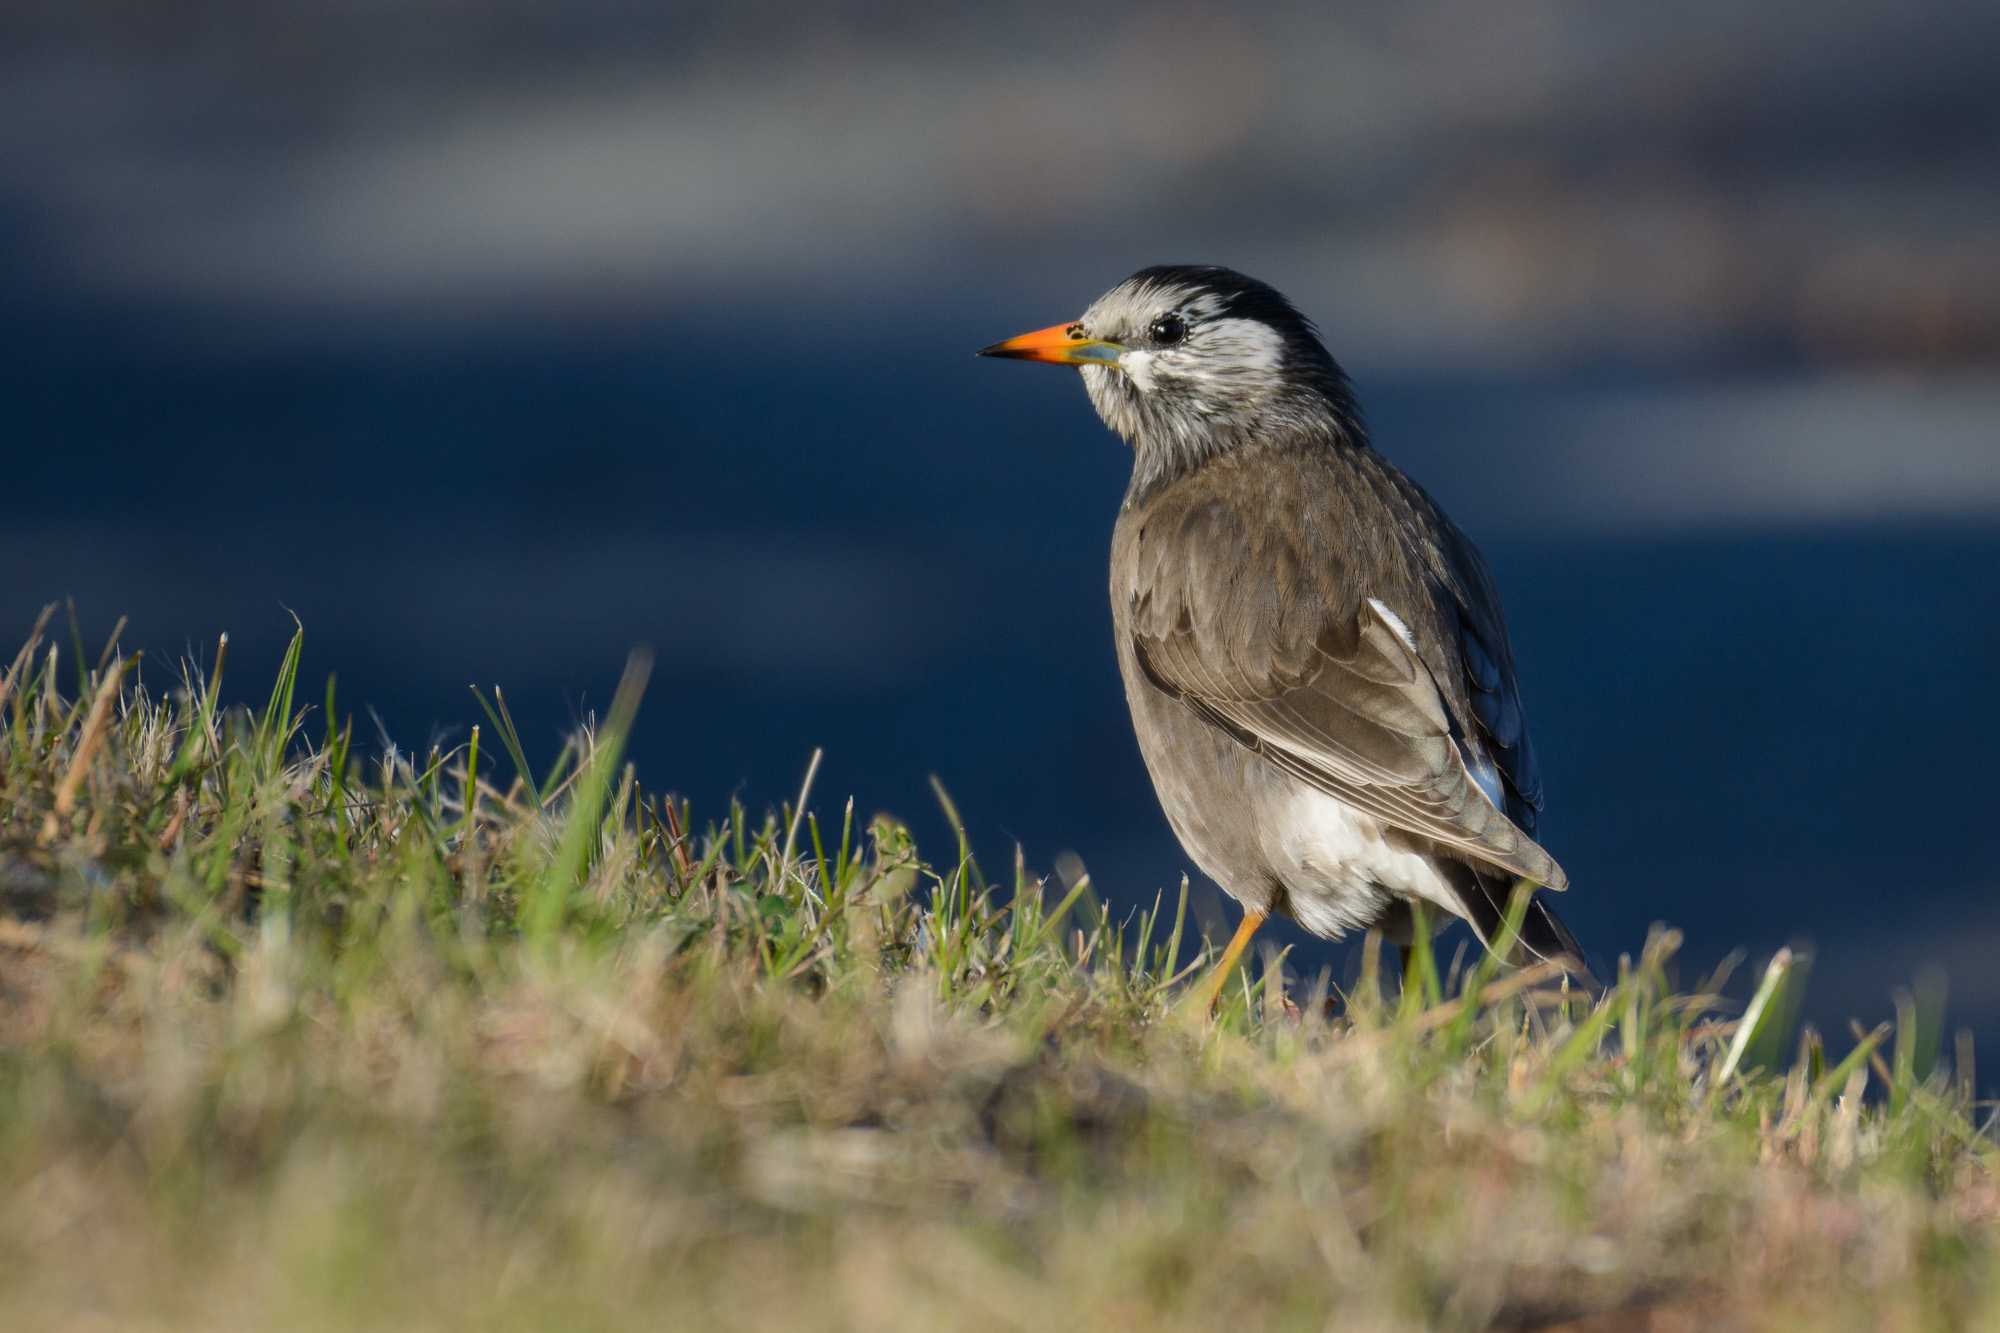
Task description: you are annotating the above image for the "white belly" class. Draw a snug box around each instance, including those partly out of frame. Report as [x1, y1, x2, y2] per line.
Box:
[1259, 786, 1468, 939]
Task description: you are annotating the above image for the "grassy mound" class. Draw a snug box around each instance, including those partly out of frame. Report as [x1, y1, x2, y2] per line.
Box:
[1, 611, 1994, 1331]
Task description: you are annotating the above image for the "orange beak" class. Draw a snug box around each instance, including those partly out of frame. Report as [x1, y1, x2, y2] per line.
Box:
[976, 321, 1125, 367]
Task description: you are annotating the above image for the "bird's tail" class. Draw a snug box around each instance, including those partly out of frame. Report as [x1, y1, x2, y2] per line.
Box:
[1455, 869, 1597, 991]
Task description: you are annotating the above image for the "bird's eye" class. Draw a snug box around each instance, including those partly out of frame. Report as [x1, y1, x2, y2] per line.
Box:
[1149, 314, 1187, 346]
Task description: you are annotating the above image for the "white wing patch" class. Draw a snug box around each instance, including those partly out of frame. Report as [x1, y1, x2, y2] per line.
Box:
[1366, 595, 1510, 813]
[1366, 597, 1420, 653]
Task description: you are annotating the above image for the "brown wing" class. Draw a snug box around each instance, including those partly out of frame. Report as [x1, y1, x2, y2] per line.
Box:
[1123, 485, 1567, 891]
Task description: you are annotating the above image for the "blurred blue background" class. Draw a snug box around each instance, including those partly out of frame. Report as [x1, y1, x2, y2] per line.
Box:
[4, 4, 1998, 1049]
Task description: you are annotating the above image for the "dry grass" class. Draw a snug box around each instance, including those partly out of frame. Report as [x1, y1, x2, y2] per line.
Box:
[1, 611, 1995, 1331]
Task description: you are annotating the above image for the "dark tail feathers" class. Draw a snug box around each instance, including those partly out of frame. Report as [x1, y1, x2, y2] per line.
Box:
[1455, 870, 1598, 992]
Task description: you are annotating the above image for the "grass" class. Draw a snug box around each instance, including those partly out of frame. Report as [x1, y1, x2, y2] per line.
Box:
[1, 609, 1996, 1331]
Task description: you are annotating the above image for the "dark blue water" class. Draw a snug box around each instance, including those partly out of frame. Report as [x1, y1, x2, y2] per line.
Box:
[5, 295, 1997, 1065]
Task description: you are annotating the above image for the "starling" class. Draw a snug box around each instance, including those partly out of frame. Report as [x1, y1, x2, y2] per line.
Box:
[980, 266, 1586, 1009]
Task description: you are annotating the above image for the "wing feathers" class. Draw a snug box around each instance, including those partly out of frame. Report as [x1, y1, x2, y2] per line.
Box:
[1127, 489, 1568, 892]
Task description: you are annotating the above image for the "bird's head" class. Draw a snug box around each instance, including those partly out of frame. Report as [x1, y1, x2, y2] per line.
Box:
[979, 265, 1363, 494]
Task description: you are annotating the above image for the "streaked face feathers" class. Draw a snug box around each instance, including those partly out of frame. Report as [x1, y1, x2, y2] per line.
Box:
[1069, 266, 1362, 500]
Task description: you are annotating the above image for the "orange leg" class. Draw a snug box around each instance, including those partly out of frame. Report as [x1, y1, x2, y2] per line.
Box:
[1202, 909, 1268, 1015]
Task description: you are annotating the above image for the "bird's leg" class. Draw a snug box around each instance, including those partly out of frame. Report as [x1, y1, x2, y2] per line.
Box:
[1202, 909, 1267, 1015]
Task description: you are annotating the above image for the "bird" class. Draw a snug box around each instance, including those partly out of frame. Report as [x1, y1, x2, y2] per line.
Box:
[978, 265, 1586, 1012]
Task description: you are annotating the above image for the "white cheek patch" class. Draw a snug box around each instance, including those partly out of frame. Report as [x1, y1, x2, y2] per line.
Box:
[1121, 319, 1281, 399]
[1119, 349, 1158, 392]
[1197, 318, 1285, 374]
[1079, 364, 1144, 443]
[1075, 282, 1292, 431]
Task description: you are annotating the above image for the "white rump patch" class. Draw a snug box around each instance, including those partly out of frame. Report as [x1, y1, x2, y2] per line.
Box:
[1264, 787, 1466, 937]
